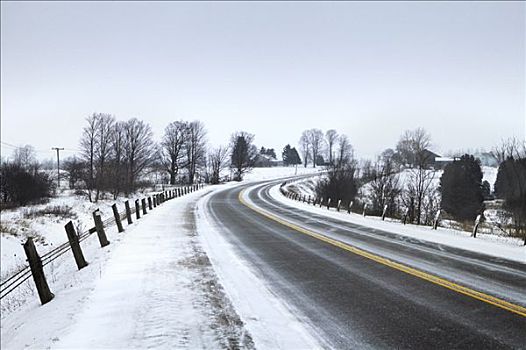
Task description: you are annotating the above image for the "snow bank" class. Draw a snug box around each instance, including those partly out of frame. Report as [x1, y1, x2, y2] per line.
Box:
[269, 185, 525, 263]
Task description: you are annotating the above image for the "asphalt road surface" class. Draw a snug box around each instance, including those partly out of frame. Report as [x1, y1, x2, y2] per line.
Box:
[205, 178, 526, 349]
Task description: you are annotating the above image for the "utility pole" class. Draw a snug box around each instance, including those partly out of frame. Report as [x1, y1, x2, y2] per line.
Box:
[52, 147, 64, 191]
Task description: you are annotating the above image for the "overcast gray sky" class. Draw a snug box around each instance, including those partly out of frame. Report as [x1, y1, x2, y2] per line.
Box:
[1, 1, 524, 161]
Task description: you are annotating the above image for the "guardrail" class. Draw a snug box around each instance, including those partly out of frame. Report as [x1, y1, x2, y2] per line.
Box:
[0, 184, 205, 305]
[279, 181, 525, 245]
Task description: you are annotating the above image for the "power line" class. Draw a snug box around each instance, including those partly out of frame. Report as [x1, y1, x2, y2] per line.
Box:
[0, 141, 80, 154]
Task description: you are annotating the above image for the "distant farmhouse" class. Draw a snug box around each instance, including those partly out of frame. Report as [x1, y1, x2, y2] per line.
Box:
[424, 149, 498, 169]
[253, 154, 283, 167]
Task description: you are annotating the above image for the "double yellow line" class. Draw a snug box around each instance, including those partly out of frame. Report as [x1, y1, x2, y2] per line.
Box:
[239, 189, 526, 318]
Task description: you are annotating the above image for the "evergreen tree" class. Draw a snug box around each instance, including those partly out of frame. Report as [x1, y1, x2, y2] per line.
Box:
[290, 147, 301, 165]
[481, 180, 492, 200]
[283, 144, 302, 166]
[439, 154, 484, 221]
[494, 157, 526, 237]
[282, 145, 292, 165]
[231, 132, 257, 181]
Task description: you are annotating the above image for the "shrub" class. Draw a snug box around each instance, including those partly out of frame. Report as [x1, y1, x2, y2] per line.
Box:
[439, 154, 484, 222]
[0, 162, 54, 207]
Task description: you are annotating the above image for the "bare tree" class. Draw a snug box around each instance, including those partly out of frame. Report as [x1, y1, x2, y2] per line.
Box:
[396, 128, 436, 224]
[230, 131, 257, 181]
[307, 129, 324, 168]
[207, 146, 229, 184]
[80, 114, 99, 202]
[110, 121, 126, 199]
[299, 131, 310, 168]
[184, 121, 207, 184]
[368, 158, 402, 216]
[12, 145, 38, 173]
[94, 113, 115, 201]
[492, 137, 526, 164]
[325, 129, 338, 165]
[123, 118, 155, 193]
[161, 121, 188, 185]
[396, 127, 433, 168]
[63, 156, 85, 190]
[336, 135, 354, 168]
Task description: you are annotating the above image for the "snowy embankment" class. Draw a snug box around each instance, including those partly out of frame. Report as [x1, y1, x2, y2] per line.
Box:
[1, 187, 255, 349]
[270, 185, 525, 263]
[1, 190, 155, 275]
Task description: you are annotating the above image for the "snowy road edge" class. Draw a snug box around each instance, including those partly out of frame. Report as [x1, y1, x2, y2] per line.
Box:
[268, 183, 525, 263]
[195, 185, 325, 350]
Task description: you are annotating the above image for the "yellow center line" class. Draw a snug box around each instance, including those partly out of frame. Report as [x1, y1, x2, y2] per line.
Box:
[238, 189, 526, 318]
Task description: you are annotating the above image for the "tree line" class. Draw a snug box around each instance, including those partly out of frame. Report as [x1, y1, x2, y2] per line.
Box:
[2, 115, 525, 238]
[307, 127, 525, 237]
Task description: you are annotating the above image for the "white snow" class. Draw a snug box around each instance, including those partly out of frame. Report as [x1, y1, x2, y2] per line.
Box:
[1, 175, 326, 349]
[482, 166, 499, 190]
[1, 187, 254, 349]
[243, 166, 321, 182]
[269, 184, 526, 263]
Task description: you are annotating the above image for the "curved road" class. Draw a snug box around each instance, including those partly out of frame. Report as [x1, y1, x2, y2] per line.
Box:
[205, 178, 526, 349]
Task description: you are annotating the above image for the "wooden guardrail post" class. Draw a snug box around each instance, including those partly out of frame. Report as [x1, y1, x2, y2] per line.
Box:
[337, 199, 341, 212]
[433, 210, 441, 230]
[381, 204, 388, 221]
[112, 204, 124, 233]
[319, 198, 323, 208]
[141, 198, 147, 215]
[327, 198, 331, 210]
[153, 195, 157, 207]
[363, 204, 367, 217]
[93, 210, 110, 247]
[125, 200, 133, 224]
[148, 197, 153, 210]
[65, 221, 88, 270]
[348, 201, 353, 214]
[135, 199, 141, 219]
[23, 237, 54, 305]
[472, 214, 481, 238]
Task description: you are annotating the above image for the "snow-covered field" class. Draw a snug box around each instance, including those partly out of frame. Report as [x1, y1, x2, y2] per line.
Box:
[271, 185, 525, 263]
[243, 166, 321, 182]
[0, 189, 162, 276]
